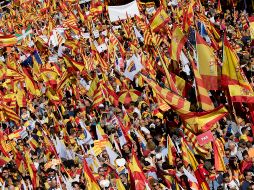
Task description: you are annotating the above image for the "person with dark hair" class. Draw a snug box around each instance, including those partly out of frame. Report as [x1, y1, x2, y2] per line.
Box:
[240, 170, 253, 190]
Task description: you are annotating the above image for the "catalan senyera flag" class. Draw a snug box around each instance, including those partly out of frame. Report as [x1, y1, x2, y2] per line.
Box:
[0, 156, 11, 167]
[183, 127, 210, 157]
[92, 82, 105, 108]
[182, 0, 195, 32]
[181, 138, 198, 169]
[213, 138, 226, 172]
[222, 35, 252, 91]
[0, 35, 17, 47]
[228, 85, 254, 103]
[189, 55, 214, 111]
[83, 158, 101, 190]
[142, 75, 191, 114]
[167, 135, 176, 166]
[149, 6, 170, 32]
[249, 16, 254, 40]
[0, 104, 20, 124]
[196, 32, 218, 90]
[170, 27, 187, 62]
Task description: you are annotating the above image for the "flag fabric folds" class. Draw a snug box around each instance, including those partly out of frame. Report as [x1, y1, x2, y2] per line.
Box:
[196, 32, 218, 90]
[170, 27, 187, 62]
[228, 85, 254, 103]
[222, 35, 252, 91]
[108, 0, 140, 22]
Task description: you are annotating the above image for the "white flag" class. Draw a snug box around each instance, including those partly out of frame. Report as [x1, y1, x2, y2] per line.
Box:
[108, 0, 140, 22]
[123, 54, 143, 81]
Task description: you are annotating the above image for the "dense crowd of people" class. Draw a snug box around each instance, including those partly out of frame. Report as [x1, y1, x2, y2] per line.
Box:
[0, 0, 254, 189]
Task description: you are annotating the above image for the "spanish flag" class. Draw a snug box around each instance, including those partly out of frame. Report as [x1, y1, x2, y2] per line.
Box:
[181, 105, 228, 133]
[222, 35, 252, 91]
[83, 159, 101, 190]
[0, 35, 17, 47]
[249, 16, 254, 40]
[228, 85, 254, 103]
[170, 27, 187, 62]
[196, 32, 218, 90]
[128, 150, 151, 190]
[16, 88, 26, 108]
[149, 7, 170, 32]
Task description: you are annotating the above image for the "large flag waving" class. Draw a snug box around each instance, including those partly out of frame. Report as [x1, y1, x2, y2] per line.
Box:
[222, 35, 252, 91]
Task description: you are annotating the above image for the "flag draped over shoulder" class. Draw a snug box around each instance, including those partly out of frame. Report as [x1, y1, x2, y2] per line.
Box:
[196, 32, 218, 90]
[149, 6, 170, 32]
[222, 35, 252, 91]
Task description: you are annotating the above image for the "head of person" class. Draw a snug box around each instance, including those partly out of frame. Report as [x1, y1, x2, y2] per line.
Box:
[72, 181, 81, 190]
[244, 170, 253, 182]
[223, 172, 231, 183]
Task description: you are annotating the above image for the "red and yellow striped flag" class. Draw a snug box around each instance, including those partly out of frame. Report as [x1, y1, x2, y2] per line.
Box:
[222, 35, 252, 91]
[217, 0, 222, 13]
[249, 16, 254, 40]
[25, 151, 39, 188]
[181, 138, 198, 169]
[83, 159, 101, 190]
[181, 105, 228, 132]
[128, 150, 150, 190]
[196, 32, 218, 90]
[183, 127, 210, 157]
[167, 135, 176, 166]
[0, 35, 17, 47]
[170, 27, 187, 62]
[142, 75, 191, 114]
[213, 138, 226, 172]
[189, 55, 214, 111]
[0, 104, 20, 124]
[93, 82, 105, 108]
[228, 85, 254, 103]
[0, 156, 11, 167]
[149, 7, 170, 32]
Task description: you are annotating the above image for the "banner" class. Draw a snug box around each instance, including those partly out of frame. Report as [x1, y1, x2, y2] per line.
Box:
[197, 130, 214, 146]
[108, 0, 140, 22]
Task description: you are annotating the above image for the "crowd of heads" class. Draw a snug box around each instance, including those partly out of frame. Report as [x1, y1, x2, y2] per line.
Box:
[0, 0, 254, 189]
